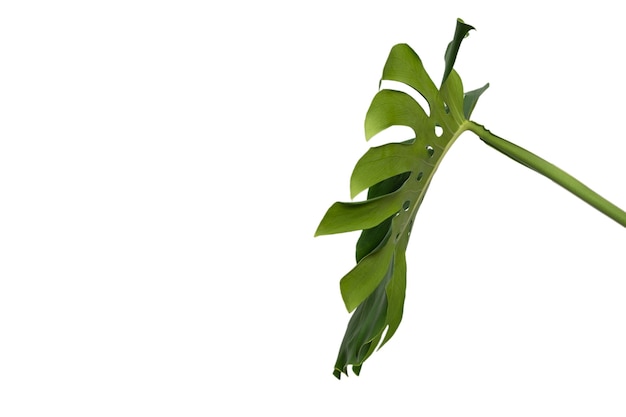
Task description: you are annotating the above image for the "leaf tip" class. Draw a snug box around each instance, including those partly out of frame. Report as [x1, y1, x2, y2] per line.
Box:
[349, 181, 361, 200]
[341, 288, 358, 313]
[456, 17, 475, 32]
[442, 18, 476, 86]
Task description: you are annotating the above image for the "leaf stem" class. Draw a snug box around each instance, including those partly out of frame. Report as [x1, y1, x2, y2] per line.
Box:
[466, 121, 626, 227]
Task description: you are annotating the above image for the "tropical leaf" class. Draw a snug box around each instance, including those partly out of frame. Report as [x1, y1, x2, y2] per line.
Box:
[316, 19, 488, 378]
[316, 18, 626, 380]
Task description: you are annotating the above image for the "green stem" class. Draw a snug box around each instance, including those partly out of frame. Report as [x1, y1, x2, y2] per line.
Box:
[466, 121, 626, 227]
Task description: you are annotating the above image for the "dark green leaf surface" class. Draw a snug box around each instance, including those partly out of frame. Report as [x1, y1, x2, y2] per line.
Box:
[442, 18, 474, 86]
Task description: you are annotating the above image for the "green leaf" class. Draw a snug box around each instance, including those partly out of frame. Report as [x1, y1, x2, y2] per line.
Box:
[463, 83, 490, 118]
[321, 19, 478, 379]
[381, 44, 438, 107]
[364, 89, 431, 141]
[380, 230, 408, 347]
[350, 143, 416, 199]
[333, 259, 393, 378]
[355, 172, 410, 262]
[442, 18, 474, 86]
[340, 228, 394, 312]
[440, 69, 466, 125]
[318, 18, 626, 381]
[315, 188, 408, 236]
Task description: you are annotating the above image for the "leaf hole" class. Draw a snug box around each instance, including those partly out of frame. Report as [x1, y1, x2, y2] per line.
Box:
[435, 125, 443, 137]
[416, 172, 423, 182]
[426, 145, 434, 157]
[366, 125, 415, 148]
[402, 200, 410, 212]
[379, 80, 431, 117]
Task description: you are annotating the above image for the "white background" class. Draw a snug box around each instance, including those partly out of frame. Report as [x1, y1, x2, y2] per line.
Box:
[1, 1, 626, 415]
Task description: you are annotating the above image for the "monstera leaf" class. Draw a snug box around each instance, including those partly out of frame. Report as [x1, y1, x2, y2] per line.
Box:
[316, 19, 626, 379]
